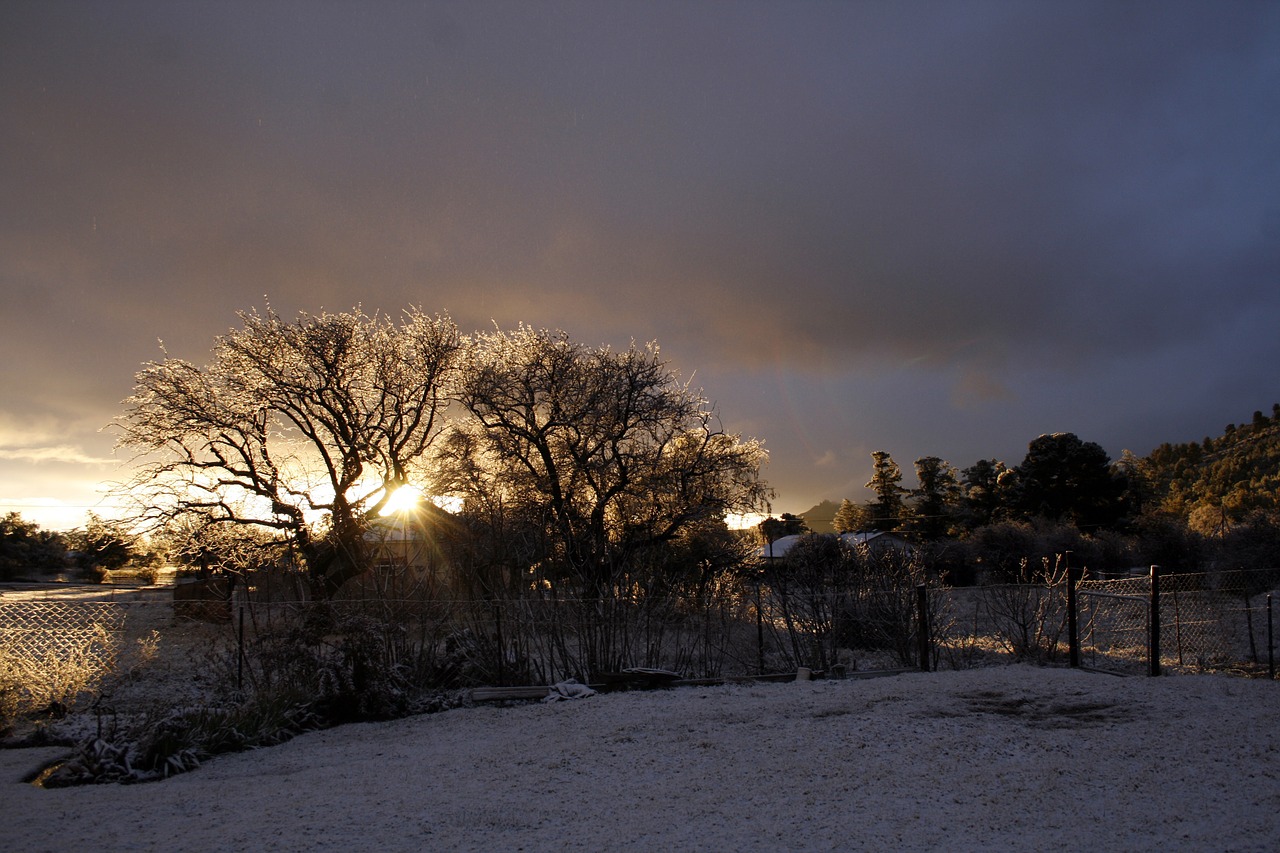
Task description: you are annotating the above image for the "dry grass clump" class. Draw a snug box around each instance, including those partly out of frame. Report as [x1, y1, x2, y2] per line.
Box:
[0, 625, 116, 735]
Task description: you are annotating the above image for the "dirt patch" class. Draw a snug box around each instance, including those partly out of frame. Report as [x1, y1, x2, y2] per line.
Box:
[933, 687, 1138, 728]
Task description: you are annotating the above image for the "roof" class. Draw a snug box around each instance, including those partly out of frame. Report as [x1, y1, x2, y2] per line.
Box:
[755, 530, 910, 560]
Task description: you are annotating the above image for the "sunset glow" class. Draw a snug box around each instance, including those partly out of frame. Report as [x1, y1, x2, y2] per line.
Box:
[3, 4, 1278, 531]
[379, 485, 424, 516]
[725, 512, 767, 531]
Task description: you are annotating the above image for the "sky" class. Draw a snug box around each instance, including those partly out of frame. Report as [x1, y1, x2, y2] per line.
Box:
[2, 1, 1279, 531]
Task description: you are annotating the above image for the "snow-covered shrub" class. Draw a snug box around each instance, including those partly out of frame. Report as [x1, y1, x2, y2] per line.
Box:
[42, 694, 318, 786]
[224, 606, 421, 724]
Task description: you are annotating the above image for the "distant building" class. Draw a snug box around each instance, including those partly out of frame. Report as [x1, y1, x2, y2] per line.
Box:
[756, 531, 915, 561]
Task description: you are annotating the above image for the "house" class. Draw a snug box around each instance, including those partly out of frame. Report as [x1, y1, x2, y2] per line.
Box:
[755, 530, 915, 561]
[838, 530, 915, 557]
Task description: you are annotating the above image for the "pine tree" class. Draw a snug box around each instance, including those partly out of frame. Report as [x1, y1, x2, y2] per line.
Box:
[865, 451, 906, 531]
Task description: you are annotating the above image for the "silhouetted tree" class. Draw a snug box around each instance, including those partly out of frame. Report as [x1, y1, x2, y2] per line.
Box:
[70, 513, 137, 572]
[832, 498, 873, 533]
[761, 512, 810, 542]
[960, 459, 1010, 529]
[907, 456, 960, 540]
[116, 307, 462, 598]
[1013, 433, 1125, 529]
[0, 513, 68, 579]
[446, 326, 770, 595]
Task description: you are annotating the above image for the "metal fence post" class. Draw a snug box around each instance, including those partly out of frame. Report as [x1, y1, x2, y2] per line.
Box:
[756, 580, 765, 675]
[1259, 591, 1269, 676]
[1148, 565, 1161, 677]
[237, 605, 245, 692]
[1067, 564, 1081, 668]
[494, 601, 505, 686]
[916, 583, 930, 673]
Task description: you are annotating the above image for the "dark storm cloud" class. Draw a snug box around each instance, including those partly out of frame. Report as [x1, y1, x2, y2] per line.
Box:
[3, 0, 1279, 521]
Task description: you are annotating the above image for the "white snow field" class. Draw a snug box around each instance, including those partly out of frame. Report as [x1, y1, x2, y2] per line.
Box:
[3, 665, 1279, 852]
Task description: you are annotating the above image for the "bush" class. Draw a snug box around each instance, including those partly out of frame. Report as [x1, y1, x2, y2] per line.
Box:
[79, 564, 111, 584]
[983, 557, 1069, 663]
[0, 625, 115, 735]
[42, 692, 319, 786]
[224, 606, 430, 725]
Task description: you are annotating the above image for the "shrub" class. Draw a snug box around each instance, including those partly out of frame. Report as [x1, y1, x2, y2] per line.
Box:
[983, 556, 1069, 663]
[79, 564, 111, 584]
[42, 692, 319, 786]
[0, 625, 115, 734]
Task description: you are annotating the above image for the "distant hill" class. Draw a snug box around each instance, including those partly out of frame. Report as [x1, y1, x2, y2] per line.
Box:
[796, 500, 840, 533]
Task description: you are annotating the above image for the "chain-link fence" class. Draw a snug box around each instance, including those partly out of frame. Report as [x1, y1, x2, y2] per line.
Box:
[2, 563, 1275, 731]
[0, 600, 127, 723]
[0, 600, 126, 665]
[1076, 575, 1151, 675]
[1075, 568, 1277, 676]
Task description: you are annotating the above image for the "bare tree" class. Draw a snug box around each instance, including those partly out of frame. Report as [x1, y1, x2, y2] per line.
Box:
[116, 307, 461, 598]
[449, 327, 770, 583]
[442, 326, 771, 676]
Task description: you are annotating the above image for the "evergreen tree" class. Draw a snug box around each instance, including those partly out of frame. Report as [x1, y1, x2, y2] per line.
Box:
[960, 459, 1009, 529]
[865, 451, 906, 531]
[832, 499, 873, 533]
[1014, 433, 1125, 529]
[908, 456, 960, 539]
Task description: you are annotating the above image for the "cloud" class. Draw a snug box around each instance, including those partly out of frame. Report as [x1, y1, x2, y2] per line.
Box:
[0, 445, 115, 466]
[812, 451, 838, 469]
[953, 371, 1016, 409]
[0, 414, 116, 467]
[2, 1, 1279, 517]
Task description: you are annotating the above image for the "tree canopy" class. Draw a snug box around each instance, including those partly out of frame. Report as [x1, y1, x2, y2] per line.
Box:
[117, 311, 769, 599]
[117, 307, 462, 597]
[865, 451, 906, 531]
[443, 326, 770, 594]
[1011, 432, 1125, 529]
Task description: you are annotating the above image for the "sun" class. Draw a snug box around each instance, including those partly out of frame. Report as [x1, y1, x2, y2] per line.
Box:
[380, 484, 424, 516]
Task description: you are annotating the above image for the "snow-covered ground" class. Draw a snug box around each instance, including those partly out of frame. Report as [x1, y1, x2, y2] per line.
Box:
[4, 665, 1279, 851]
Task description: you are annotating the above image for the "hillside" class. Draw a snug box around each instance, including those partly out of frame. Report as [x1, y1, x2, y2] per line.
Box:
[795, 499, 840, 532]
[1142, 405, 1280, 524]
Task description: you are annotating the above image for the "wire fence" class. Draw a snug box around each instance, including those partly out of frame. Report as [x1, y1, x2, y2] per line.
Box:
[1077, 569, 1276, 676]
[1, 565, 1276, 725]
[0, 601, 126, 668]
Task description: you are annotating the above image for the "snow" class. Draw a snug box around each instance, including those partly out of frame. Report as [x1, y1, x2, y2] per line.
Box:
[4, 666, 1279, 851]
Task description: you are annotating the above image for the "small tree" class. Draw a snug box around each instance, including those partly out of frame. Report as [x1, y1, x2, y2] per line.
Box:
[832, 499, 873, 533]
[70, 513, 137, 575]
